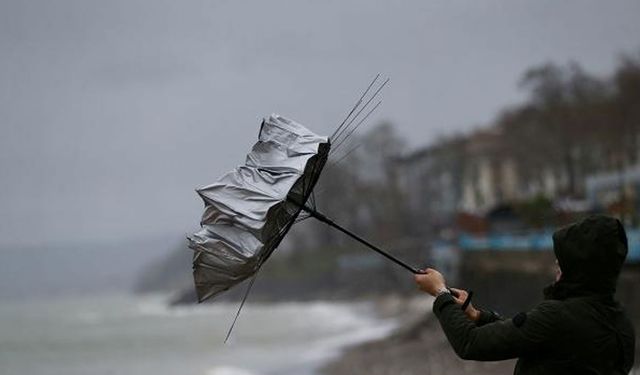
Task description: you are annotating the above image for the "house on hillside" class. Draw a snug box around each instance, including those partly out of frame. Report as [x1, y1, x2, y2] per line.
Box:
[394, 137, 466, 237]
[460, 128, 519, 213]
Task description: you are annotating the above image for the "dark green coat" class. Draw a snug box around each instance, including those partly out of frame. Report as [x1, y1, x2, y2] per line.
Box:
[434, 215, 635, 374]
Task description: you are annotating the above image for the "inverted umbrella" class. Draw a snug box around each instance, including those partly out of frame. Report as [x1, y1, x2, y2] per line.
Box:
[187, 78, 469, 341]
[187, 114, 420, 303]
[187, 114, 331, 302]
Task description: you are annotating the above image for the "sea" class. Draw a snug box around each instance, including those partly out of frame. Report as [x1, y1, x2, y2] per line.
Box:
[0, 293, 399, 375]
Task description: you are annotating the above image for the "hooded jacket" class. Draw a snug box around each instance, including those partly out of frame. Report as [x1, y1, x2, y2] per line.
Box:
[433, 215, 636, 374]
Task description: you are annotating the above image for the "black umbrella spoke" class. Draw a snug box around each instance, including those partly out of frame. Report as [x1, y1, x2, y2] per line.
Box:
[295, 211, 312, 223]
[308, 155, 324, 210]
[332, 79, 388, 147]
[330, 74, 379, 142]
[224, 272, 258, 344]
[325, 143, 362, 173]
[331, 78, 389, 149]
[332, 100, 382, 153]
[300, 143, 326, 211]
[223, 203, 306, 343]
[300, 164, 312, 210]
[309, 190, 317, 210]
[305, 190, 316, 211]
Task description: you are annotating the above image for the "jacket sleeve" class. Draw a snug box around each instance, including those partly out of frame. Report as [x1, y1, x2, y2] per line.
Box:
[475, 308, 503, 327]
[433, 293, 564, 361]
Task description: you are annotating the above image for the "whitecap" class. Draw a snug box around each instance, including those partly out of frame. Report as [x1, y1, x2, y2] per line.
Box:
[206, 365, 260, 375]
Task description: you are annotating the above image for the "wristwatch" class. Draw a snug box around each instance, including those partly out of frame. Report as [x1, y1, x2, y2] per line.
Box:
[435, 286, 451, 297]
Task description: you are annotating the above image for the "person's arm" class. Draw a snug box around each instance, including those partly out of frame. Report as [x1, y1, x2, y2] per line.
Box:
[448, 287, 503, 327]
[433, 293, 563, 361]
[415, 268, 564, 361]
[474, 308, 503, 326]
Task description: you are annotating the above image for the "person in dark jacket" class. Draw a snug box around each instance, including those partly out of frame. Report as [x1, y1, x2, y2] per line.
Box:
[415, 214, 636, 374]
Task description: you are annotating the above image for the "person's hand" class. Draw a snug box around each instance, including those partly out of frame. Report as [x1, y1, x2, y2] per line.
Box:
[450, 287, 481, 322]
[414, 268, 446, 296]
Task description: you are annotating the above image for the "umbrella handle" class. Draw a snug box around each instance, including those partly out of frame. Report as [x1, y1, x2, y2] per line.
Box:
[291, 200, 422, 274]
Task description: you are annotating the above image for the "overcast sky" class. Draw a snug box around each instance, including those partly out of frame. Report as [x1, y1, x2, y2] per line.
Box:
[1, 0, 640, 248]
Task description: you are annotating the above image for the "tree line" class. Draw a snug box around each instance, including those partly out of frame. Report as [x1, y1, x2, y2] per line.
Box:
[295, 50, 640, 251]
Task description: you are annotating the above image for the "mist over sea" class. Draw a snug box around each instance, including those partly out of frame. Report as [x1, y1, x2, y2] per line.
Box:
[0, 293, 398, 375]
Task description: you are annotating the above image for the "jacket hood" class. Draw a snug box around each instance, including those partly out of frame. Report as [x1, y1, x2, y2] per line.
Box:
[545, 215, 628, 300]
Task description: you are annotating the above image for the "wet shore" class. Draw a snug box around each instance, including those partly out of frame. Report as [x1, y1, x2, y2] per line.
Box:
[321, 296, 515, 375]
[322, 290, 640, 375]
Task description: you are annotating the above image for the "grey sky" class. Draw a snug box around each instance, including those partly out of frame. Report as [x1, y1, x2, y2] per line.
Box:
[1, 0, 640, 248]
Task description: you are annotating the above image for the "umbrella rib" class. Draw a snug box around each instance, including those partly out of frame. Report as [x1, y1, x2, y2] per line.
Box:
[224, 272, 259, 344]
[332, 100, 382, 153]
[306, 189, 315, 210]
[325, 143, 362, 172]
[315, 147, 358, 198]
[330, 74, 380, 141]
[310, 191, 317, 210]
[301, 142, 326, 206]
[307, 154, 324, 210]
[332, 78, 388, 146]
[300, 146, 327, 211]
[295, 215, 312, 224]
[331, 78, 389, 149]
[295, 211, 311, 223]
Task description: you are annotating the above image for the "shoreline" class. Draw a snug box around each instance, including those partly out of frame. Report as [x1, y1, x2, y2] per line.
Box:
[0, 293, 408, 375]
[321, 297, 640, 375]
[319, 295, 516, 375]
[271, 294, 431, 375]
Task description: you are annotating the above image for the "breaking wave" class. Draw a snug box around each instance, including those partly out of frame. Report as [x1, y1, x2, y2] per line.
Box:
[206, 366, 260, 375]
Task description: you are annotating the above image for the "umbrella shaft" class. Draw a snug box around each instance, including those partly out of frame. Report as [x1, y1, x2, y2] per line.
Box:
[295, 202, 421, 274]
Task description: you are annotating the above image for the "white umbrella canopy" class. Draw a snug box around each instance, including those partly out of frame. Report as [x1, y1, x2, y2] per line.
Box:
[187, 114, 330, 302]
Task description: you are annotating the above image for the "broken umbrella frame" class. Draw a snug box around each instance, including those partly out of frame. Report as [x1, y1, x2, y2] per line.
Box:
[187, 75, 470, 342]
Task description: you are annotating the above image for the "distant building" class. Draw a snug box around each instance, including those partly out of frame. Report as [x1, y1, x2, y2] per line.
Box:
[585, 164, 640, 222]
[395, 136, 466, 236]
[397, 121, 640, 236]
[460, 129, 519, 213]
